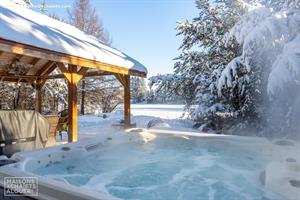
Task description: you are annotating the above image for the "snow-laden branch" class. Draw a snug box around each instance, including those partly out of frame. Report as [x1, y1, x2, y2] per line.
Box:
[217, 57, 242, 96]
[220, 6, 300, 97]
[268, 34, 300, 96]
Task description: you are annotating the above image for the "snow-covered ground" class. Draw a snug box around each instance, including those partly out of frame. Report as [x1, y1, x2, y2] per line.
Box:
[56, 104, 193, 141]
[131, 104, 185, 119]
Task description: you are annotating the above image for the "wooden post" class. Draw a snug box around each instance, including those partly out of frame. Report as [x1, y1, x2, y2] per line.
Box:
[114, 74, 131, 129]
[35, 86, 42, 113]
[67, 65, 79, 142]
[35, 79, 45, 113]
[57, 64, 86, 143]
[124, 75, 131, 128]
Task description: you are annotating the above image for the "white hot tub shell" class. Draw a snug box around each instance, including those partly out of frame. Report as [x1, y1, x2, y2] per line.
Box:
[0, 129, 299, 200]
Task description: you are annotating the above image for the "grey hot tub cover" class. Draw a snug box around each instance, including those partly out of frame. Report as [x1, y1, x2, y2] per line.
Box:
[0, 110, 50, 155]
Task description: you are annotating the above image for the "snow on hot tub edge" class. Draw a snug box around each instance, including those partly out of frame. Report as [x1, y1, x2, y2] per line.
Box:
[2, 129, 300, 200]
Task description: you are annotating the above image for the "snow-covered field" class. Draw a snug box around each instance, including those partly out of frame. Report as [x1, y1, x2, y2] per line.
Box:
[68, 104, 193, 140]
[131, 104, 185, 119]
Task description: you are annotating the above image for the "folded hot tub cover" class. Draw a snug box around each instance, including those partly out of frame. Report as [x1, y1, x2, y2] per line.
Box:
[0, 110, 50, 155]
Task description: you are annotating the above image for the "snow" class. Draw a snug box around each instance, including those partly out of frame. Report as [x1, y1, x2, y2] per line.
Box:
[217, 57, 242, 96]
[0, 1, 147, 74]
[131, 104, 185, 119]
[226, 7, 272, 47]
[55, 104, 192, 140]
[267, 35, 300, 95]
[224, 6, 300, 97]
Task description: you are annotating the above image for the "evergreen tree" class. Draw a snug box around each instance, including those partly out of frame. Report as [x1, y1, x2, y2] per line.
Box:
[174, 0, 245, 130]
[131, 77, 147, 103]
[174, 0, 300, 137]
[221, 0, 300, 137]
[149, 74, 190, 104]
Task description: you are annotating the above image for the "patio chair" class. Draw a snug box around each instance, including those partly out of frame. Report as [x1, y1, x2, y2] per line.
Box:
[44, 115, 59, 146]
[56, 109, 68, 140]
[0, 110, 50, 156]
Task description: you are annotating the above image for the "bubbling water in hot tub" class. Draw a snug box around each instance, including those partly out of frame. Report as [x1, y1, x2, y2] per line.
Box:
[33, 135, 280, 200]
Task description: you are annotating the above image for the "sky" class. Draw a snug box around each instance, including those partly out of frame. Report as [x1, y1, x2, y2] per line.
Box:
[31, 0, 198, 77]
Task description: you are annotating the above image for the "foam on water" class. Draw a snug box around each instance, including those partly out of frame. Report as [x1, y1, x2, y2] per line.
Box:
[33, 136, 281, 200]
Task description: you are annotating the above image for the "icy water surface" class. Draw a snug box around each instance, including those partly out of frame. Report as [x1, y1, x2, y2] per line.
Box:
[34, 136, 280, 200]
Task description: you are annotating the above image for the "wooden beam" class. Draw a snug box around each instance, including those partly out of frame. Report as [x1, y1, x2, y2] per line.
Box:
[31, 71, 110, 79]
[0, 38, 147, 77]
[0, 76, 28, 83]
[84, 71, 112, 77]
[45, 74, 65, 79]
[36, 61, 55, 76]
[114, 74, 126, 87]
[0, 74, 40, 79]
[124, 75, 131, 128]
[0, 71, 112, 81]
[43, 63, 58, 76]
[29, 57, 40, 66]
[77, 67, 89, 76]
[0, 70, 8, 76]
[25, 58, 42, 75]
[56, 62, 68, 73]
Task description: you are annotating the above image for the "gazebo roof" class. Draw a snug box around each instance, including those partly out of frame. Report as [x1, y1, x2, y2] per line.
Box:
[0, 1, 147, 78]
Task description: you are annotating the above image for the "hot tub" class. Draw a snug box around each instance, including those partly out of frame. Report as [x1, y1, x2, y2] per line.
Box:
[0, 129, 299, 200]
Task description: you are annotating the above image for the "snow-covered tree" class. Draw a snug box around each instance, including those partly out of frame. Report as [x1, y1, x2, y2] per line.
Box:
[0, 59, 36, 111]
[173, 0, 246, 130]
[0, 81, 35, 110]
[131, 77, 147, 103]
[148, 74, 190, 104]
[170, 0, 299, 136]
[81, 76, 122, 113]
[42, 78, 68, 114]
[220, 1, 300, 137]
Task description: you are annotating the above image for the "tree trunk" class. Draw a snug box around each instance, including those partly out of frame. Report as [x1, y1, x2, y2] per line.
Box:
[13, 85, 21, 110]
[80, 79, 85, 115]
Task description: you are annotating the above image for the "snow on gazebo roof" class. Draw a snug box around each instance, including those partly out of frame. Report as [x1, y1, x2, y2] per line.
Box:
[0, 1, 147, 75]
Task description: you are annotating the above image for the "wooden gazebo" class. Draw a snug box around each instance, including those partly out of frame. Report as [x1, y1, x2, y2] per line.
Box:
[0, 2, 147, 142]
